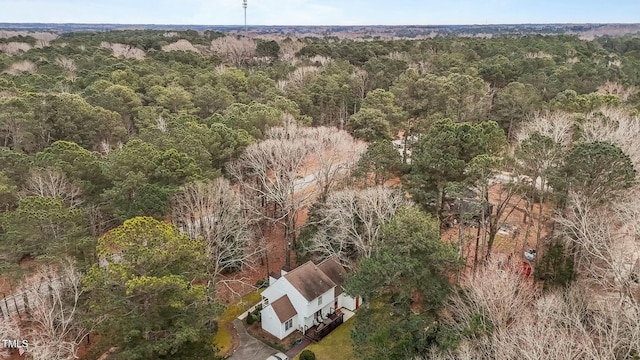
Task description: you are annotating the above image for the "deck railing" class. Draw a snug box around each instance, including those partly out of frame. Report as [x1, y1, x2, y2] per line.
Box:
[304, 311, 344, 342]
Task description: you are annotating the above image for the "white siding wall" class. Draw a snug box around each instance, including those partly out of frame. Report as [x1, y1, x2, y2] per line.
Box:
[261, 305, 283, 339]
[298, 288, 336, 331]
[305, 288, 335, 318]
[336, 292, 344, 309]
[301, 315, 313, 331]
[280, 314, 299, 339]
[339, 293, 362, 311]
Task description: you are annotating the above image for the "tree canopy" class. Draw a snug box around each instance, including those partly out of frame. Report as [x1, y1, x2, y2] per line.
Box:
[2, 28, 640, 360]
[346, 206, 461, 359]
[83, 217, 222, 360]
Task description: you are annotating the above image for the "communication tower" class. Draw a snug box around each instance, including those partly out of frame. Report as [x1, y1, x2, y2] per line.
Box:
[242, 0, 248, 33]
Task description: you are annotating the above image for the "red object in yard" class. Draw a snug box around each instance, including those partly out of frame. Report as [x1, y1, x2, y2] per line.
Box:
[519, 261, 532, 277]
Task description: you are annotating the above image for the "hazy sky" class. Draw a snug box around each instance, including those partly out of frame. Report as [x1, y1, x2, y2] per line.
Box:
[1, 0, 639, 25]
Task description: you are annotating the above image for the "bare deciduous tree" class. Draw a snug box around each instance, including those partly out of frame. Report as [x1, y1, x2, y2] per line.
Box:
[285, 66, 320, 91]
[434, 259, 540, 360]
[556, 191, 640, 303]
[309, 55, 332, 66]
[3, 60, 37, 75]
[581, 107, 640, 171]
[277, 38, 304, 62]
[307, 186, 410, 267]
[0, 42, 32, 56]
[0, 316, 23, 356]
[228, 120, 366, 268]
[171, 178, 259, 284]
[161, 39, 200, 53]
[210, 36, 256, 67]
[54, 57, 76, 80]
[0, 259, 90, 360]
[516, 111, 574, 150]
[228, 126, 314, 268]
[485, 177, 525, 260]
[446, 259, 536, 342]
[20, 168, 83, 208]
[597, 81, 638, 102]
[305, 126, 366, 202]
[99, 42, 146, 60]
[352, 68, 369, 100]
[432, 259, 640, 360]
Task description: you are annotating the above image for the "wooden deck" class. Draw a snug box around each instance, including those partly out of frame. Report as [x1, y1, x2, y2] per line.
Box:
[303, 310, 344, 342]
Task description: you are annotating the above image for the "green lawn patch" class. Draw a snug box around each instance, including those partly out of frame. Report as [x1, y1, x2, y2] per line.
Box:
[214, 289, 264, 356]
[294, 317, 357, 360]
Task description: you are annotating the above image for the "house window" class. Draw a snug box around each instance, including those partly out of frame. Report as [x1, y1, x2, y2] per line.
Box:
[318, 295, 322, 306]
[263, 298, 269, 306]
[285, 318, 293, 331]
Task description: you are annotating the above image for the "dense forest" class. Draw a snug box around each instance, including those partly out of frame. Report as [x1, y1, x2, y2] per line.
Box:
[1, 29, 640, 359]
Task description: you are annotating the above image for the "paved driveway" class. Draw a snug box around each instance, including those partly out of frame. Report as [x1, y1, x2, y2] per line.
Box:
[229, 319, 279, 360]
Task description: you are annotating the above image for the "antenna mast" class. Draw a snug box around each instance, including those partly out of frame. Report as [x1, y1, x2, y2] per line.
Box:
[242, 0, 248, 34]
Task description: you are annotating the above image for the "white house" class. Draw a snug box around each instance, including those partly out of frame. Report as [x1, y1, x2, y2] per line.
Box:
[260, 257, 362, 340]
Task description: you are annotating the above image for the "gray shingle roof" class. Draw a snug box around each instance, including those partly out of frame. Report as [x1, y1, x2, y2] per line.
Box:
[284, 261, 336, 301]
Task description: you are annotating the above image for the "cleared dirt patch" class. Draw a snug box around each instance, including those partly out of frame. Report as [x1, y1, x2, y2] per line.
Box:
[442, 183, 553, 272]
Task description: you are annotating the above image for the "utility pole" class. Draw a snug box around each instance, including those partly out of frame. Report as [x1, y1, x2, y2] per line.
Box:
[242, 0, 248, 34]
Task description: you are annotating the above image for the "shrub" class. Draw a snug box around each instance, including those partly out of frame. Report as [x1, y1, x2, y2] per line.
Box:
[246, 313, 256, 325]
[256, 278, 269, 289]
[299, 349, 316, 360]
[252, 306, 262, 322]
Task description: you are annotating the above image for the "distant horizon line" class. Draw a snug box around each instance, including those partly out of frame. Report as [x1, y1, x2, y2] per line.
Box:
[1, 21, 639, 27]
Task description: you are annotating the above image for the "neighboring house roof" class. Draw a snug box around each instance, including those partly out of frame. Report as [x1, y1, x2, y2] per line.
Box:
[271, 295, 297, 322]
[284, 261, 337, 301]
[317, 257, 347, 296]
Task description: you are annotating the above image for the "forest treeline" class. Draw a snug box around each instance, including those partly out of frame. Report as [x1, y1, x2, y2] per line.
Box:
[1, 30, 640, 359]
